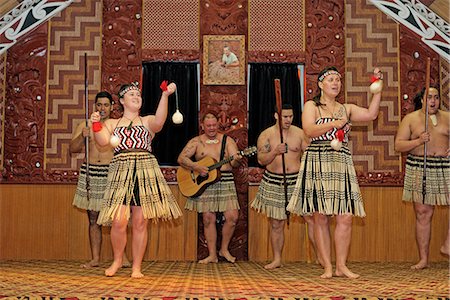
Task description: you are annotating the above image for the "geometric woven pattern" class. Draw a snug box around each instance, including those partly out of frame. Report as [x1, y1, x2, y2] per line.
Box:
[249, 0, 304, 51]
[45, 0, 102, 170]
[142, 0, 199, 50]
[345, 0, 401, 173]
[0, 260, 448, 298]
[440, 57, 449, 111]
[0, 54, 4, 172]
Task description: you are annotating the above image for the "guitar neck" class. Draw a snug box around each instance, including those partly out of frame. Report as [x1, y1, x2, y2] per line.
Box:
[208, 156, 234, 171]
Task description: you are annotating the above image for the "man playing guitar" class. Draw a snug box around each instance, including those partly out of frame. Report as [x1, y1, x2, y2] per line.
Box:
[178, 112, 242, 264]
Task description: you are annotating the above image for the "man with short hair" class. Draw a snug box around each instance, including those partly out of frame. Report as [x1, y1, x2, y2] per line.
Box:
[251, 103, 318, 269]
[178, 112, 242, 264]
[71, 91, 130, 268]
[395, 86, 449, 269]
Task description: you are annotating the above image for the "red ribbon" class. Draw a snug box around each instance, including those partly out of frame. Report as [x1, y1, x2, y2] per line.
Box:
[370, 75, 379, 83]
[160, 80, 168, 91]
[336, 129, 345, 142]
[92, 121, 102, 132]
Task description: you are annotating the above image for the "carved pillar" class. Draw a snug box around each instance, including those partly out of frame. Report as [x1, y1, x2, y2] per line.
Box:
[199, 0, 249, 261]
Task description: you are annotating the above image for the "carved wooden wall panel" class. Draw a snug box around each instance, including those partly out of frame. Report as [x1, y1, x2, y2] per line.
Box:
[305, 0, 345, 102]
[345, 0, 401, 175]
[439, 58, 449, 111]
[399, 26, 440, 119]
[45, 0, 102, 171]
[199, 0, 248, 261]
[2, 25, 48, 182]
[101, 0, 142, 118]
[0, 54, 5, 173]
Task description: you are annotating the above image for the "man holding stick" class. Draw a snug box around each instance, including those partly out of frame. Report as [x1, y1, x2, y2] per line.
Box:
[71, 91, 130, 268]
[251, 103, 318, 269]
[395, 86, 450, 269]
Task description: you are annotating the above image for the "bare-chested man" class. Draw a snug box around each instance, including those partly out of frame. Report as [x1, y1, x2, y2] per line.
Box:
[251, 103, 318, 269]
[395, 86, 450, 269]
[71, 91, 129, 268]
[178, 112, 242, 264]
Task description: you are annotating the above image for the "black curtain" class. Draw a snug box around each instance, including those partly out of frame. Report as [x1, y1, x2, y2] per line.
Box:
[141, 62, 199, 166]
[248, 63, 303, 167]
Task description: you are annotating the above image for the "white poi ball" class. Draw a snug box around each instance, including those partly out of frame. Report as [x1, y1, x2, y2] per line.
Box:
[110, 135, 120, 147]
[172, 109, 183, 124]
[369, 80, 383, 94]
[330, 139, 342, 151]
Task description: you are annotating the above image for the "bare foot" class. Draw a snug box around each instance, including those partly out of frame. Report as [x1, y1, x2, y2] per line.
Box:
[411, 260, 428, 270]
[218, 250, 236, 263]
[335, 265, 360, 279]
[264, 260, 282, 269]
[198, 255, 218, 264]
[131, 269, 144, 278]
[81, 259, 99, 268]
[440, 244, 450, 256]
[320, 265, 333, 279]
[105, 260, 122, 277]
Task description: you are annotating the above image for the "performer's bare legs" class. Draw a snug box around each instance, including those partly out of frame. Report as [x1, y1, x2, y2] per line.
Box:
[130, 206, 148, 278]
[440, 226, 450, 256]
[412, 203, 434, 269]
[264, 219, 285, 269]
[219, 209, 238, 263]
[81, 210, 102, 268]
[334, 214, 359, 278]
[105, 205, 127, 277]
[199, 212, 219, 264]
[314, 213, 333, 278]
[304, 215, 322, 266]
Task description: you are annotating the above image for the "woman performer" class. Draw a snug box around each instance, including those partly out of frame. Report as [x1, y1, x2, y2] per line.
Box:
[287, 66, 382, 278]
[91, 82, 182, 278]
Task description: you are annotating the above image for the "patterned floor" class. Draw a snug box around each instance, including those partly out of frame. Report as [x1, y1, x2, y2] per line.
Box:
[0, 260, 448, 299]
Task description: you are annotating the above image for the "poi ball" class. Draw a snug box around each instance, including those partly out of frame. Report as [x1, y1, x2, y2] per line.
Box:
[110, 135, 120, 147]
[330, 139, 342, 151]
[172, 109, 183, 124]
[369, 80, 383, 94]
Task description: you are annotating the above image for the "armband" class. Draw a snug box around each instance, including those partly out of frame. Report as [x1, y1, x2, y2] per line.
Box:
[92, 122, 103, 132]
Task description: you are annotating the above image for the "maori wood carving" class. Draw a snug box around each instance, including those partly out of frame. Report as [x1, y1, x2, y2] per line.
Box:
[3, 25, 48, 182]
[102, 0, 142, 118]
[400, 26, 440, 118]
[305, 0, 345, 103]
[198, 0, 248, 261]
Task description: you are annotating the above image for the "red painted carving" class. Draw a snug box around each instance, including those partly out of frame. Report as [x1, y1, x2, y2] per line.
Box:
[399, 26, 440, 118]
[305, 0, 345, 102]
[2, 25, 48, 183]
[200, 0, 248, 35]
[200, 86, 247, 132]
[102, 0, 142, 119]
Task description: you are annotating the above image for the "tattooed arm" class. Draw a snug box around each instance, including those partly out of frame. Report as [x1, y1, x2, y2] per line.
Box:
[177, 137, 208, 175]
[256, 128, 285, 166]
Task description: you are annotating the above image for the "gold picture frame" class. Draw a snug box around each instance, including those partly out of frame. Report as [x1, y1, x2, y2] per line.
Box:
[203, 35, 245, 85]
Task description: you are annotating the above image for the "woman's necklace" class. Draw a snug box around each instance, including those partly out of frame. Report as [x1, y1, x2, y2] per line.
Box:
[122, 115, 139, 130]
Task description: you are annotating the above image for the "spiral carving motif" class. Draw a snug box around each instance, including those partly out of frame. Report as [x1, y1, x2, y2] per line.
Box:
[102, 0, 142, 119]
[3, 25, 48, 182]
[305, 0, 345, 102]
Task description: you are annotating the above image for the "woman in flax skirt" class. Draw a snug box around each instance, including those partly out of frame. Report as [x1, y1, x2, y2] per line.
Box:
[287, 66, 383, 279]
[91, 82, 182, 278]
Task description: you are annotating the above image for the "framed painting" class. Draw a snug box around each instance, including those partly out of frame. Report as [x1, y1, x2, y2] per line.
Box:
[203, 35, 245, 85]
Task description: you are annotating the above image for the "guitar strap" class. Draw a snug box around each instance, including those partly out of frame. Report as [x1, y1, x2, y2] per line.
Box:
[220, 134, 227, 161]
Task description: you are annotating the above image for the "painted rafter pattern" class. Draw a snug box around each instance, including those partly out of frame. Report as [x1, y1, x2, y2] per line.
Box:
[0, 0, 74, 55]
[369, 0, 449, 61]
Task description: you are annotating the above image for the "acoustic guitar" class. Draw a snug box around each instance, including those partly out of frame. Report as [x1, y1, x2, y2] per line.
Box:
[177, 146, 257, 197]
